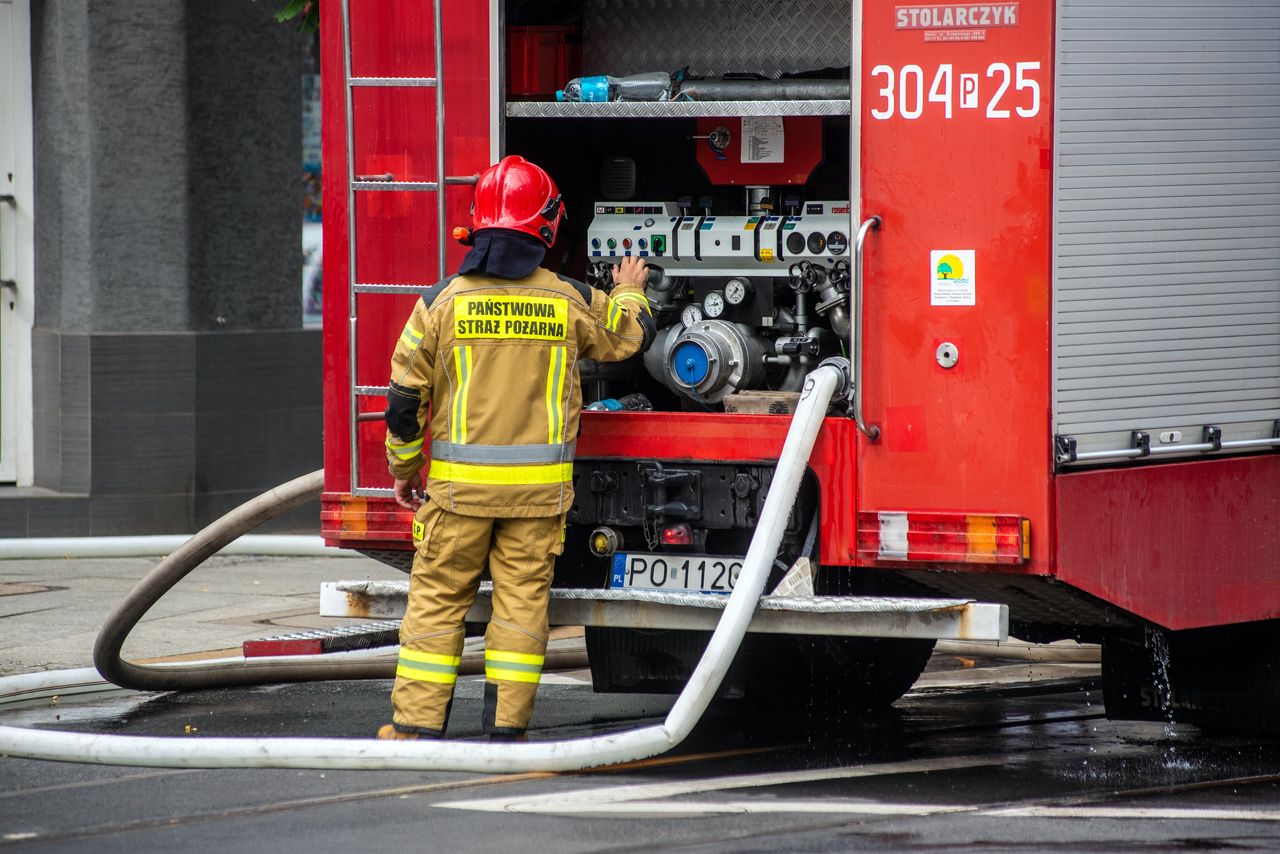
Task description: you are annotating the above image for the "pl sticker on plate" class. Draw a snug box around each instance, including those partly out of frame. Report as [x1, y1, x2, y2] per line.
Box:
[930, 249, 976, 306]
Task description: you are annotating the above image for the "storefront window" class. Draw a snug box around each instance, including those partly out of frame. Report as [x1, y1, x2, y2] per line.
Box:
[301, 37, 322, 328]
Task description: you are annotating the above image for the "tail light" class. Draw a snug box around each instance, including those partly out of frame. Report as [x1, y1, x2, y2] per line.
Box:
[660, 523, 693, 546]
[857, 512, 1030, 565]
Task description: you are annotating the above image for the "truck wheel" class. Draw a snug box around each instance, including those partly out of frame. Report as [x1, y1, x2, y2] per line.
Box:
[744, 634, 936, 716]
[1102, 620, 1280, 734]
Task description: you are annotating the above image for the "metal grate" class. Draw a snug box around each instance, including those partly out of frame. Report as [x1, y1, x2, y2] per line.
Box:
[582, 0, 852, 79]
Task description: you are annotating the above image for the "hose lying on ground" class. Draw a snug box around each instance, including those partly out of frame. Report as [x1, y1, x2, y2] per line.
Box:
[0, 363, 845, 772]
[0, 534, 342, 560]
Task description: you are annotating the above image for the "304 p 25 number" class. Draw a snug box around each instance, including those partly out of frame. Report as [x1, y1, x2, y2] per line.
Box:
[869, 62, 1041, 120]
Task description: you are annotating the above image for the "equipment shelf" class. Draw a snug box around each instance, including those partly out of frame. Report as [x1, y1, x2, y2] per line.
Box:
[505, 99, 851, 119]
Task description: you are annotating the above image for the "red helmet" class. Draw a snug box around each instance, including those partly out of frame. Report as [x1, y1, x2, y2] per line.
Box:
[469, 155, 564, 247]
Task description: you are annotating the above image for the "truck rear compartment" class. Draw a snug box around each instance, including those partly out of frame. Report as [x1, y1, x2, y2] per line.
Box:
[319, 0, 1280, 727]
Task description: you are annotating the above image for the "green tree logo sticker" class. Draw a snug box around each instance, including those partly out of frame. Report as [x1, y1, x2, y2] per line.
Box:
[936, 254, 965, 280]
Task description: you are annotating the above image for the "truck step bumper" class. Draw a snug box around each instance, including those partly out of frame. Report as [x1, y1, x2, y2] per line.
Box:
[321, 581, 1009, 643]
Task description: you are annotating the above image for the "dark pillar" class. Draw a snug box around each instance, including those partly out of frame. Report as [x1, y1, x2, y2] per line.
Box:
[10, 0, 318, 536]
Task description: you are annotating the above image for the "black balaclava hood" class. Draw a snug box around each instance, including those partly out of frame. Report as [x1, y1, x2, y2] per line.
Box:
[457, 229, 547, 280]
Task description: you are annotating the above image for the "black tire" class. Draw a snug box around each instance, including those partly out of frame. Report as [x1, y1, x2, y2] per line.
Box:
[744, 634, 936, 716]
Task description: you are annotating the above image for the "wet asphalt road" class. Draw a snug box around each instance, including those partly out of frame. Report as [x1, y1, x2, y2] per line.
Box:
[3, 657, 1280, 853]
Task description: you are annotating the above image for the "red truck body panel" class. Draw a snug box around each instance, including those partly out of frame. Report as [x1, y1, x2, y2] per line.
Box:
[1056, 456, 1280, 631]
[857, 0, 1055, 575]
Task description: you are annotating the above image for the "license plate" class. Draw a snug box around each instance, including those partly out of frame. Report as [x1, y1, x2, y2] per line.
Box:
[609, 552, 744, 593]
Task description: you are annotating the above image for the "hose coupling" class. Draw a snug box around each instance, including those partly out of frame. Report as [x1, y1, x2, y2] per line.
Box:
[817, 356, 852, 401]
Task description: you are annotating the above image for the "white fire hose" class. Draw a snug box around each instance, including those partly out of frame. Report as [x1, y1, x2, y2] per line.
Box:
[0, 363, 845, 772]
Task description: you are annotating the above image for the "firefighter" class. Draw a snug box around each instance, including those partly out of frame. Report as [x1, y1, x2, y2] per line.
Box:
[377, 155, 655, 741]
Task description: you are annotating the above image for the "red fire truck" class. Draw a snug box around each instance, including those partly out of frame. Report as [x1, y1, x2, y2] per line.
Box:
[319, 0, 1280, 728]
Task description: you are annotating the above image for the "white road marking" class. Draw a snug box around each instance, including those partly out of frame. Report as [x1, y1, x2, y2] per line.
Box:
[986, 806, 1280, 822]
[435, 745, 1280, 823]
[538, 673, 591, 686]
[434, 755, 1007, 813]
[489, 800, 969, 818]
[438, 792, 1280, 823]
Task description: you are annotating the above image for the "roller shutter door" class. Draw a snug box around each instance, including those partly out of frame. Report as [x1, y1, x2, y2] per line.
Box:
[1054, 0, 1280, 463]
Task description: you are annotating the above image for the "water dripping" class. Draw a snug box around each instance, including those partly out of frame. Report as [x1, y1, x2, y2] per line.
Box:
[1144, 625, 1180, 766]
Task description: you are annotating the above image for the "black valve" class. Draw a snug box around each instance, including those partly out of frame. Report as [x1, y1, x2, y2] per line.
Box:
[778, 337, 820, 356]
[590, 471, 619, 493]
[587, 261, 614, 291]
[731, 472, 758, 499]
[829, 259, 851, 289]
[788, 261, 821, 293]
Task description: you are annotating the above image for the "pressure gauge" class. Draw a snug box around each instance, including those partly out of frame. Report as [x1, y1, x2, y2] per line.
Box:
[703, 291, 726, 319]
[681, 303, 704, 327]
[724, 277, 752, 305]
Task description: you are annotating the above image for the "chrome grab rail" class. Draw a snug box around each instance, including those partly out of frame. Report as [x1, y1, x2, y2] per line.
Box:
[852, 216, 881, 440]
[433, 0, 447, 280]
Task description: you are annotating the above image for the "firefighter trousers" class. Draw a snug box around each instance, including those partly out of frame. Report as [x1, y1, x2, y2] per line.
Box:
[391, 498, 564, 737]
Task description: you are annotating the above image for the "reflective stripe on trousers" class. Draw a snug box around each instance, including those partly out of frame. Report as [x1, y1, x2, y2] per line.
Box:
[395, 649, 461, 685]
[484, 649, 544, 684]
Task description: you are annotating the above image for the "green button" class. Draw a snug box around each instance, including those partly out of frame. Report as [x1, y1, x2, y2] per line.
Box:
[607, 238, 617, 249]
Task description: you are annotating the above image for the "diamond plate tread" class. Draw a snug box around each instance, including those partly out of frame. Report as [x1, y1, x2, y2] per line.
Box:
[331, 580, 976, 615]
[545, 587, 976, 613]
[583, 0, 852, 79]
[245, 620, 401, 655]
[506, 99, 850, 118]
[252, 620, 403, 642]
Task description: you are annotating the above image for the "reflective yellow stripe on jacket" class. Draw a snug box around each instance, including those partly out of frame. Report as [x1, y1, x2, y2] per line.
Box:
[428, 460, 572, 486]
[484, 649, 544, 684]
[385, 435, 424, 461]
[431, 440, 574, 464]
[545, 345, 567, 445]
[613, 291, 651, 313]
[400, 322, 424, 350]
[451, 345, 473, 445]
[605, 299, 623, 333]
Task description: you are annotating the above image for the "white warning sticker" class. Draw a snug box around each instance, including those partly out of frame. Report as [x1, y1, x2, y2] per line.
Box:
[741, 116, 784, 163]
[930, 249, 976, 306]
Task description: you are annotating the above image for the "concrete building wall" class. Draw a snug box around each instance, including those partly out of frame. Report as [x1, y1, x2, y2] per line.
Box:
[1, 0, 321, 536]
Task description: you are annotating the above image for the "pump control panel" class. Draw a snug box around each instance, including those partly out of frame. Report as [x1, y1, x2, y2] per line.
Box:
[583, 199, 856, 407]
[588, 201, 852, 278]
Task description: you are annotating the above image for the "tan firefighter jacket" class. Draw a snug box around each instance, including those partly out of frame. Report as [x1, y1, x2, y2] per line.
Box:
[383, 266, 654, 518]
